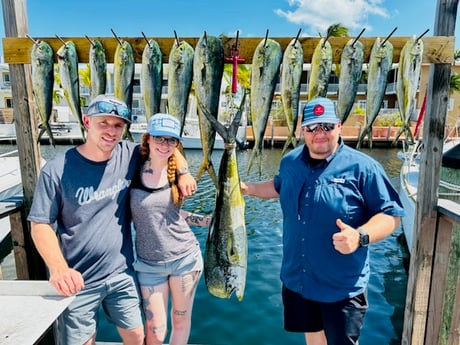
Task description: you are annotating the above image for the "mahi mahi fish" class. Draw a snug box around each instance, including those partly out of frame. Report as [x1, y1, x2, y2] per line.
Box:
[193, 33, 224, 188]
[337, 39, 364, 124]
[141, 39, 162, 121]
[356, 37, 393, 149]
[168, 40, 194, 135]
[89, 39, 107, 100]
[247, 38, 282, 176]
[57, 40, 86, 140]
[393, 35, 423, 145]
[308, 38, 332, 100]
[199, 93, 247, 301]
[114, 39, 134, 140]
[31, 40, 55, 146]
[280, 38, 303, 155]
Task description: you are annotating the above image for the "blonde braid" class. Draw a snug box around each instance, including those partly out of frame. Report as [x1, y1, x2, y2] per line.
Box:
[168, 155, 182, 206]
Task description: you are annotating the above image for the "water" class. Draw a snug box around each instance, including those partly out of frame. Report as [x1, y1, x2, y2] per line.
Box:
[0, 144, 409, 345]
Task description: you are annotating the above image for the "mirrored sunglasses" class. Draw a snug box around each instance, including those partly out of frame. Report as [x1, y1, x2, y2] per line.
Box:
[152, 136, 179, 147]
[88, 101, 131, 119]
[303, 123, 336, 133]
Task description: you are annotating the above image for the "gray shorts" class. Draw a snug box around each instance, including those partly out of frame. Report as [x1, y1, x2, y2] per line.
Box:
[56, 270, 143, 345]
[134, 248, 203, 287]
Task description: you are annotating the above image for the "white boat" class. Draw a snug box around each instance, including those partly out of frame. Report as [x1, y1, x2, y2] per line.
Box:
[398, 138, 460, 253]
[0, 151, 23, 201]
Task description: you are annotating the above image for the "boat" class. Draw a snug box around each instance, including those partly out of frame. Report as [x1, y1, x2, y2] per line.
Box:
[0, 150, 23, 201]
[398, 137, 460, 253]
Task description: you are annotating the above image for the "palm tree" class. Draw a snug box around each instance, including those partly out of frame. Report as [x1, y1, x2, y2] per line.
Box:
[453, 49, 460, 65]
[450, 73, 460, 94]
[325, 23, 349, 38]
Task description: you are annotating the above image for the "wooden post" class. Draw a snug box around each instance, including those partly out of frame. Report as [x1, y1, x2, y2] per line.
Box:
[402, 0, 459, 344]
[1, 0, 49, 281]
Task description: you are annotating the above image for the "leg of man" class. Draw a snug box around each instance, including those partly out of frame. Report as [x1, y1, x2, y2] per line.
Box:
[321, 292, 368, 345]
[102, 271, 145, 345]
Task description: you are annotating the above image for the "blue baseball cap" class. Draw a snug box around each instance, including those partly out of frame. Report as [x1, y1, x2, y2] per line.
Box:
[301, 97, 339, 127]
[147, 113, 181, 139]
[86, 95, 131, 123]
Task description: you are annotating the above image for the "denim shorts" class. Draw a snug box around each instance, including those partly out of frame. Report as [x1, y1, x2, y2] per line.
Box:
[282, 285, 368, 345]
[56, 270, 143, 345]
[134, 248, 203, 287]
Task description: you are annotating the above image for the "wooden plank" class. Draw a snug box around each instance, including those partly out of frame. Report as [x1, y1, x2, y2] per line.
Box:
[0, 281, 74, 345]
[2, 35, 454, 65]
[448, 269, 460, 345]
[425, 216, 454, 344]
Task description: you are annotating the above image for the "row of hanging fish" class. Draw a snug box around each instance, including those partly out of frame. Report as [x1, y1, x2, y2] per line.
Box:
[30, 33, 424, 155]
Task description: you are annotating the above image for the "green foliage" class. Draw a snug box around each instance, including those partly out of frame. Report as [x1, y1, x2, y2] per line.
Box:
[354, 106, 365, 115]
[375, 112, 403, 126]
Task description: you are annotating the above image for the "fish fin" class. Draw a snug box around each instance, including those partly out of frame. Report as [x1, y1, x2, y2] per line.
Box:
[195, 157, 219, 188]
[247, 146, 262, 177]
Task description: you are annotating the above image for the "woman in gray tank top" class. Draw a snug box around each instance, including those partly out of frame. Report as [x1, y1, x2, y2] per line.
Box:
[130, 113, 210, 345]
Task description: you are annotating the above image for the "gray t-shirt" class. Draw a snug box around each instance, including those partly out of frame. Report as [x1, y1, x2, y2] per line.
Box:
[130, 176, 199, 264]
[28, 141, 140, 287]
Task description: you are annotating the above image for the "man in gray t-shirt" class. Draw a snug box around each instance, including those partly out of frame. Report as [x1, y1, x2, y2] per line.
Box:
[28, 95, 196, 345]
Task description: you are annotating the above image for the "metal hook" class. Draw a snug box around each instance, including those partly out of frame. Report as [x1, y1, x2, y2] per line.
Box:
[55, 35, 67, 46]
[25, 34, 39, 45]
[173, 30, 180, 47]
[110, 28, 123, 45]
[416, 29, 430, 42]
[85, 35, 95, 47]
[141, 32, 151, 47]
[293, 28, 302, 45]
[381, 27, 398, 47]
[351, 28, 366, 47]
[264, 29, 269, 48]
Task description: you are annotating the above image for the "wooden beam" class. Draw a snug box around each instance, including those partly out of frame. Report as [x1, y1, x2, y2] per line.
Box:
[2, 35, 455, 65]
[402, 1, 459, 344]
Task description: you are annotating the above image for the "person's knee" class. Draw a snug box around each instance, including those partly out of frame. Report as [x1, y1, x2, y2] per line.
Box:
[118, 325, 145, 345]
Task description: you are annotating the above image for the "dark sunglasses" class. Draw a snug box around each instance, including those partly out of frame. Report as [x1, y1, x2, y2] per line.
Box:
[87, 101, 131, 120]
[152, 136, 179, 147]
[303, 123, 336, 133]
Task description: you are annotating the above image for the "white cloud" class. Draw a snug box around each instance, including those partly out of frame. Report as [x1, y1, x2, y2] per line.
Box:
[275, 0, 389, 35]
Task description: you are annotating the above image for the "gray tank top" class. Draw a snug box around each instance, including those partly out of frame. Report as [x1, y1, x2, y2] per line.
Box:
[130, 181, 199, 263]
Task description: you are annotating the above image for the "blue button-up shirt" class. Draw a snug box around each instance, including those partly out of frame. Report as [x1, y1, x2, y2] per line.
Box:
[274, 139, 404, 302]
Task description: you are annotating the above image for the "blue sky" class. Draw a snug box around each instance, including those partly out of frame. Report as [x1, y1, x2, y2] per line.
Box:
[0, 0, 458, 56]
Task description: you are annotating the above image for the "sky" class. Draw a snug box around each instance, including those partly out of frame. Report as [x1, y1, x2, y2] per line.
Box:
[0, 0, 458, 56]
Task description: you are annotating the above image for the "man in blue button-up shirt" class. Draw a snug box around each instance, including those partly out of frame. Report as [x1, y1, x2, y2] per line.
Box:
[241, 97, 404, 345]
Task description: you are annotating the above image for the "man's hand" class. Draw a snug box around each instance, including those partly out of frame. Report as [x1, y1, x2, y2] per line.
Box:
[332, 219, 360, 254]
[49, 267, 85, 297]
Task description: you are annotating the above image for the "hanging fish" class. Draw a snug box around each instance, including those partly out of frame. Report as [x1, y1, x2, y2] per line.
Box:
[247, 38, 282, 176]
[337, 39, 364, 124]
[141, 39, 162, 121]
[89, 39, 107, 100]
[168, 40, 194, 135]
[392, 35, 423, 145]
[308, 38, 332, 100]
[31, 39, 56, 146]
[193, 33, 224, 188]
[114, 39, 134, 140]
[356, 37, 393, 149]
[199, 92, 247, 301]
[280, 37, 303, 154]
[57, 40, 85, 140]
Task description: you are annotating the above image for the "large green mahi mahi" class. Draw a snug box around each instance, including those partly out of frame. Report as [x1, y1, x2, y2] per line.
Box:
[199, 93, 248, 301]
[31, 39, 56, 146]
[248, 38, 282, 176]
[193, 33, 224, 188]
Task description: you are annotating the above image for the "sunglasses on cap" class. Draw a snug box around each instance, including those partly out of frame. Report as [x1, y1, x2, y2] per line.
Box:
[303, 123, 336, 133]
[152, 136, 180, 147]
[87, 100, 131, 119]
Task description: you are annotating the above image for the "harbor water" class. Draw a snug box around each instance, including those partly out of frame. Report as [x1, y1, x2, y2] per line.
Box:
[0, 143, 409, 345]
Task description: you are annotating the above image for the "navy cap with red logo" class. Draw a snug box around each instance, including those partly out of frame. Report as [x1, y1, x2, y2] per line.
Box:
[301, 97, 339, 127]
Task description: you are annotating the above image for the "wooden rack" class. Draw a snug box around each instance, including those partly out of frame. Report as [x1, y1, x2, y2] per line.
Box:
[2, 35, 455, 65]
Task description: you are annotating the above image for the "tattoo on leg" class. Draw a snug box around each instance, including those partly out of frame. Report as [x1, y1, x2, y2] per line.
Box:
[173, 309, 187, 316]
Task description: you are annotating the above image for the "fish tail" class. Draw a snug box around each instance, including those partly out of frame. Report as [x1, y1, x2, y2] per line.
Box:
[281, 134, 297, 155]
[196, 156, 219, 188]
[247, 147, 262, 176]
